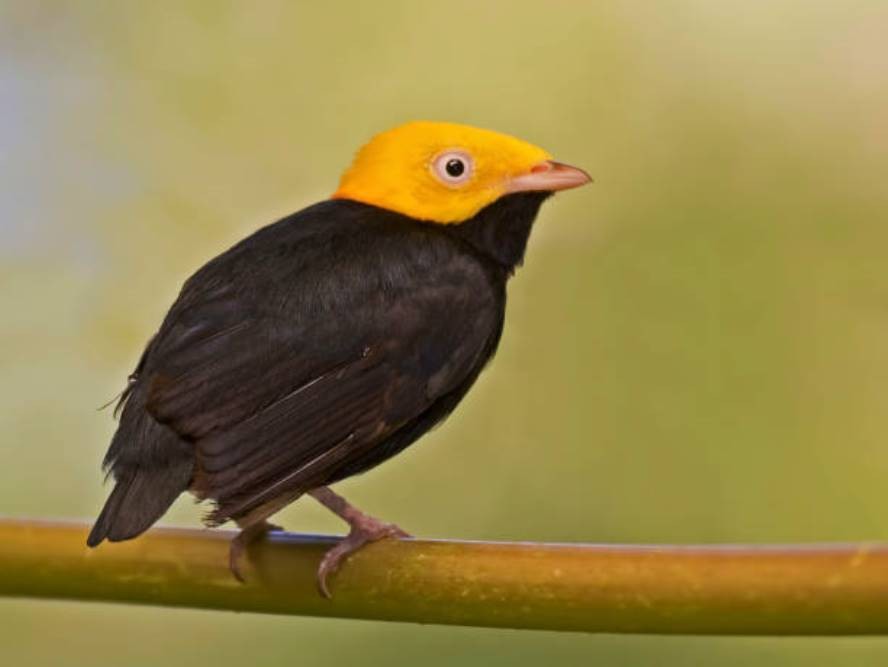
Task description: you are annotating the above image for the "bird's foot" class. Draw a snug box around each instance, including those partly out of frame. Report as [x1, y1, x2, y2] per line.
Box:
[228, 519, 283, 583]
[316, 514, 410, 598]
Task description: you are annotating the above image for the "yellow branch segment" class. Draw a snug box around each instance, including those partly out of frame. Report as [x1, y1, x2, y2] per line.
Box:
[2, 519, 888, 635]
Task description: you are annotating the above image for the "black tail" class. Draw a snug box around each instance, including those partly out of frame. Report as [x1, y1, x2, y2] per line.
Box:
[87, 460, 193, 547]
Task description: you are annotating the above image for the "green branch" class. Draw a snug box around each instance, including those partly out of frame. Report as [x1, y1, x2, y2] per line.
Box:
[1, 519, 887, 635]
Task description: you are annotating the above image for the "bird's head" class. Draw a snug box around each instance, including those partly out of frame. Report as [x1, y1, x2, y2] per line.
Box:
[333, 121, 590, 224]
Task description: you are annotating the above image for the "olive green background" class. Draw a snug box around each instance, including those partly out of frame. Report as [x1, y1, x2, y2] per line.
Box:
[2, 1, 888, 664]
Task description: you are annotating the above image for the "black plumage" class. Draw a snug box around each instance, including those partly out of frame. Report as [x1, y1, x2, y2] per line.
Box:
[87, 191, 550, 548]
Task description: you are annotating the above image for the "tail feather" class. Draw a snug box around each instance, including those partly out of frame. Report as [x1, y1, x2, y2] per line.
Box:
[87, 460, 193, 547]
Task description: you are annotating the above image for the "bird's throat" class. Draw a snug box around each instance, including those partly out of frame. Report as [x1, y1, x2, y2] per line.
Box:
[447, 191, 552, 274]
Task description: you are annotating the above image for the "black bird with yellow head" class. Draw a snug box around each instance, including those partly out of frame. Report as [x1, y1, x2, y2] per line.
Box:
[88, 121, 591, 596]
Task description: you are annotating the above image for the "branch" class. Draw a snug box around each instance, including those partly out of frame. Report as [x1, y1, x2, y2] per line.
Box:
[2, 519, 887, 635]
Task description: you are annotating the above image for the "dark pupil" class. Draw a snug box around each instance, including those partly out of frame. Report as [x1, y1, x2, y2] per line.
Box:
[445, 158, 465, 177]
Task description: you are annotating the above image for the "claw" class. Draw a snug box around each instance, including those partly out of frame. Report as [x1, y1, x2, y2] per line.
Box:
[229, 536, 248, 583]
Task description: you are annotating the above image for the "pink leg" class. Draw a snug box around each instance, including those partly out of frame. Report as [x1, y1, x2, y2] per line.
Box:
[309, 486, 409, 597]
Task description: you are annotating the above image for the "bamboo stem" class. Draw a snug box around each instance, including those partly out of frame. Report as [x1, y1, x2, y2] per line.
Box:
[2, 518, 887, 635]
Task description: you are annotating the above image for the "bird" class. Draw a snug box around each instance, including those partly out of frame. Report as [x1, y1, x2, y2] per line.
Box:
[87, 120, 591, 596]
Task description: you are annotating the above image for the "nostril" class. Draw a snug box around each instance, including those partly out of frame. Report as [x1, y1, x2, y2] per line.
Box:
[530, 161, 553, 174]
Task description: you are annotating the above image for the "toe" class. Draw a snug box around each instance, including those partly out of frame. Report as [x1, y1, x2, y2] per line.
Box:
[387, 524, 411, 539]
[316, 543, 351, 598]
[313, 522, 408, 598]
[369, 522, 410, 541]
[229, 545, 247, 583]
[316, 560, 334, 598]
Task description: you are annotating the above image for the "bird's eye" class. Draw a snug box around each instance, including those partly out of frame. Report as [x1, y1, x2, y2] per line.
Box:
[432, 151, 473, 186]
[446, 159, 464, 177]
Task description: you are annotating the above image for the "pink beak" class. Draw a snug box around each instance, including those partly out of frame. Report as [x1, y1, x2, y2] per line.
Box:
[506, 160, 592, 194]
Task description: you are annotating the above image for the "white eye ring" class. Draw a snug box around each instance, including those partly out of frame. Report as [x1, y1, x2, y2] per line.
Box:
[431, 151, 474, 186]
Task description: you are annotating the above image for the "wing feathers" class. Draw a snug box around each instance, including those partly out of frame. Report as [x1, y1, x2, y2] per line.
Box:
[196, 357, 399, 509]
[206, 433, 357, 524]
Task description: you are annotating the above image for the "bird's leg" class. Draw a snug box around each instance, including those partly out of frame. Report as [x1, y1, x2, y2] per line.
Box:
[309, 486, 410, 598]
[229, 518, 282, 583]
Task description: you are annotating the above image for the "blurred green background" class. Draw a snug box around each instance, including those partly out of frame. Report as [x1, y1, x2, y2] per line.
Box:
[3, 1, 888, 664]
